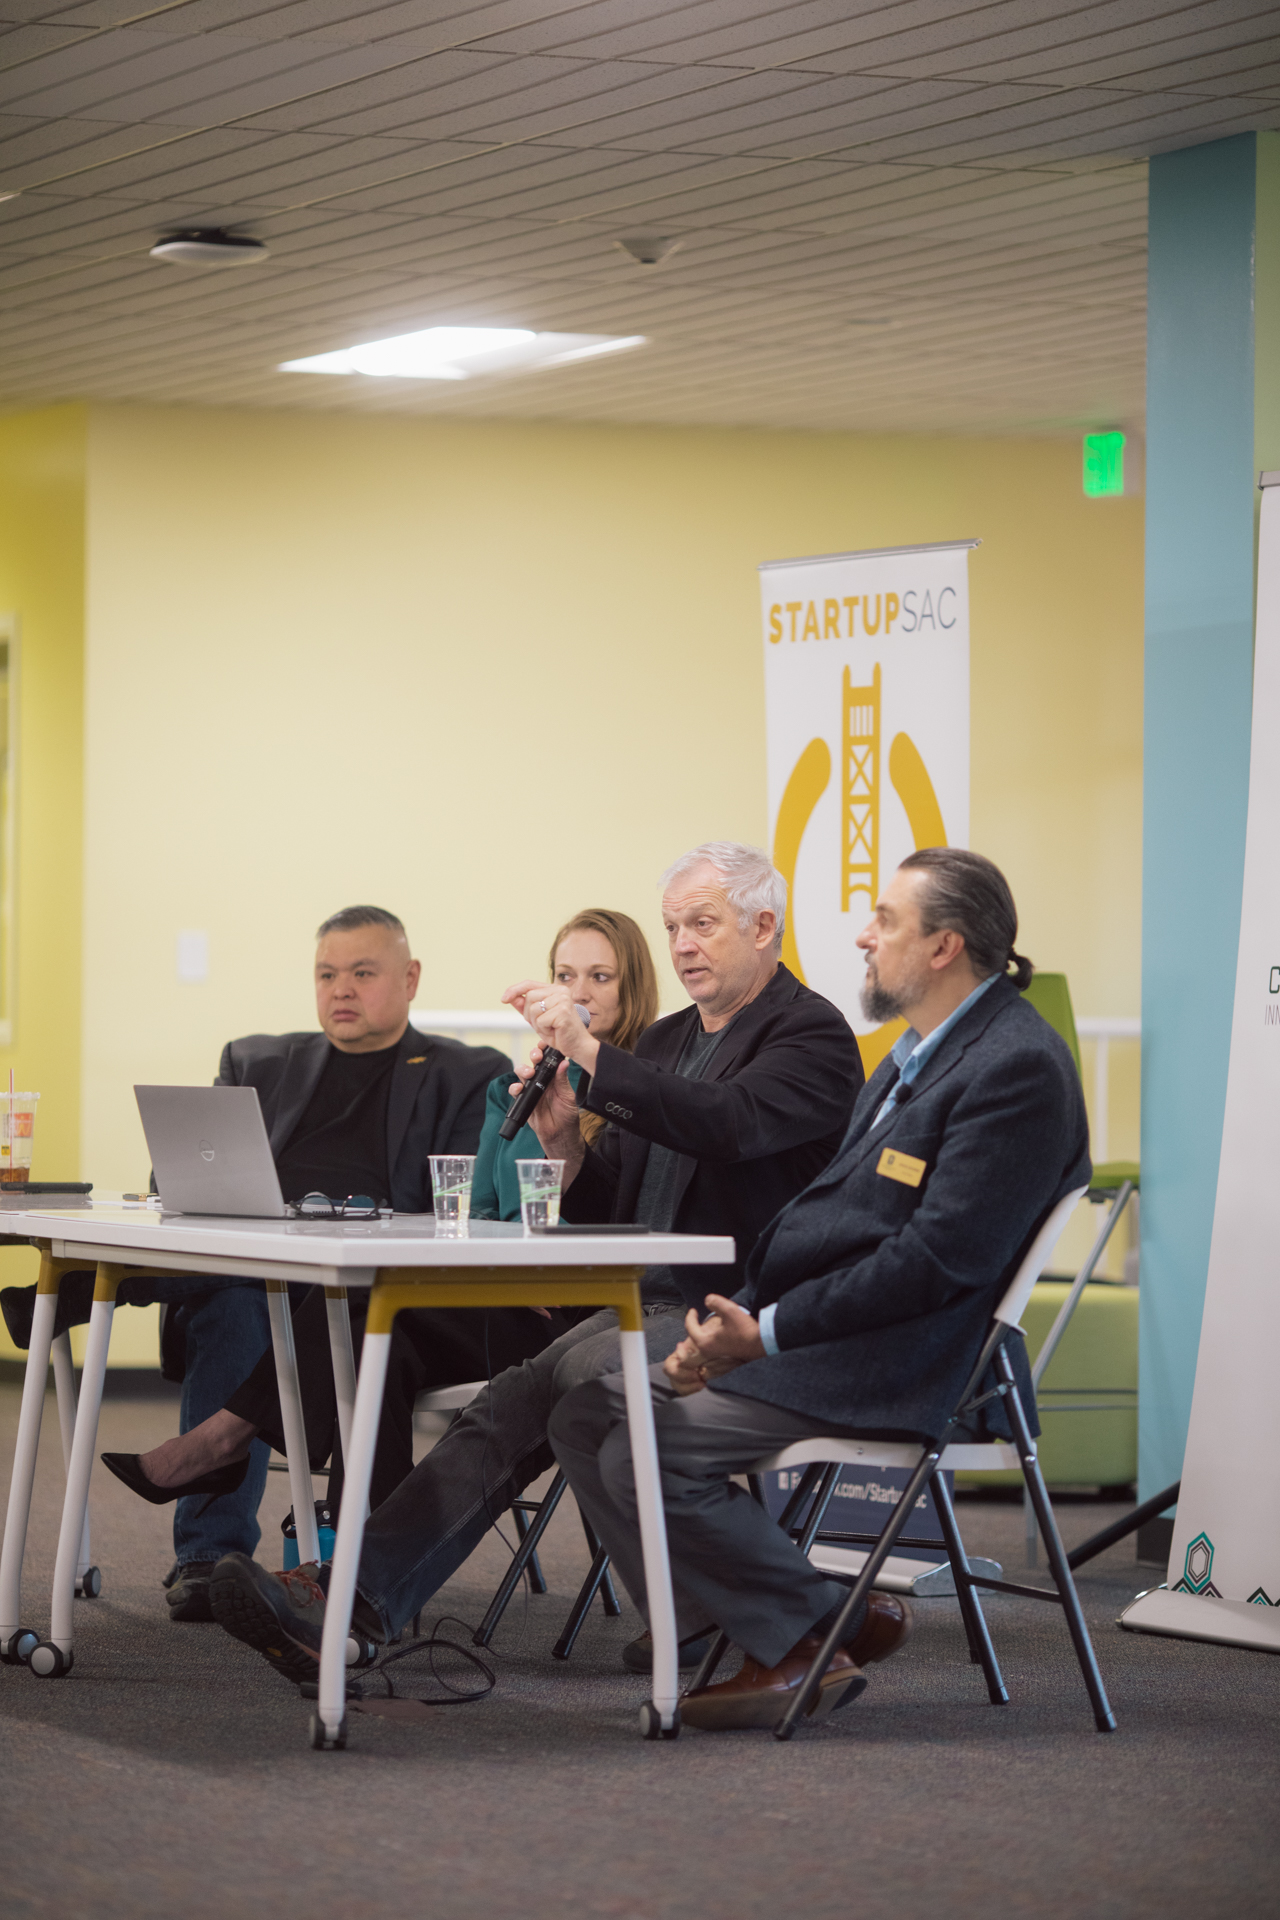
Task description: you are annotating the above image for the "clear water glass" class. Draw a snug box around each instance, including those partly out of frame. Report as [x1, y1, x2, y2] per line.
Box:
[516, 1158, 563, 1233]
[429, 1155, 475, 1239]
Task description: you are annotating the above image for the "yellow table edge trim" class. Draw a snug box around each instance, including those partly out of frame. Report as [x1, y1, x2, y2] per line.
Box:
[93, 1262, 156, 1303]
[32, 1245, 155, 1300]
[36, 1250, 91, 1295]
[365, 1265, 647, 1336]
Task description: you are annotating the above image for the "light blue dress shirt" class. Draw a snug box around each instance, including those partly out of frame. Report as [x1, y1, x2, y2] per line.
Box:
[757, 973, 1000, 1356]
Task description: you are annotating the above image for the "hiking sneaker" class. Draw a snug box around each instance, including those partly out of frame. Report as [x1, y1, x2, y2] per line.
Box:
[209, 1553, 330, 1686]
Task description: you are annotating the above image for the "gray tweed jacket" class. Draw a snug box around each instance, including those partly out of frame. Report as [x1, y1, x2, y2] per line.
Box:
[716, 975, 1090, 1441]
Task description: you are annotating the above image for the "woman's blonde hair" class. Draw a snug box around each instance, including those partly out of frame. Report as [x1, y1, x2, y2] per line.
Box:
[548, 908, 659, 1147]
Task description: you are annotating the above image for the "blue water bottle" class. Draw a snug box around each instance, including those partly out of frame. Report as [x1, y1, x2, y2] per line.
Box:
[281, 1498, 337, 1569]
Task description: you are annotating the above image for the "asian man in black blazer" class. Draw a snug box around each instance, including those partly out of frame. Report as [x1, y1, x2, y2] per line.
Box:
[11, 907, 547, 1623]
[549, 849, 1090, 1730]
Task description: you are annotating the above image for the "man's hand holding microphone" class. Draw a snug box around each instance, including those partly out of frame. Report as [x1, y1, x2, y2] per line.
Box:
[498, 978, 601, 1178]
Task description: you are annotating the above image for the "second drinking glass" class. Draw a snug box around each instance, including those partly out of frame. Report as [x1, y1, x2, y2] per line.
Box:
[516, 1159, 563, 1232]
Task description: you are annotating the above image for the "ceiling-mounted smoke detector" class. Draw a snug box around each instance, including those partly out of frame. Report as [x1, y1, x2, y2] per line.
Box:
[615, 235, 682, 267]
[150, 228, 268, 267]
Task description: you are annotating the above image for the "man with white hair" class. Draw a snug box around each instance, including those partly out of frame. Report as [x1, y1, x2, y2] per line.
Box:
[509, 841, 854, 1311]
[210, 843, 864, 1686]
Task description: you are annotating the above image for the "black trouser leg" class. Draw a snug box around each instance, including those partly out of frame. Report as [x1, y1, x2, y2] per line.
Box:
[224, 1290, 571, 1513]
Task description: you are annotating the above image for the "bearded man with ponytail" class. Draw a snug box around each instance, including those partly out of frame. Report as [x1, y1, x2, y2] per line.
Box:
[548, 848, 1091, 1731]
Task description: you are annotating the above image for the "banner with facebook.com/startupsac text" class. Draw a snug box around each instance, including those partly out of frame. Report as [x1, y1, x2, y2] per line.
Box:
[760, 541, 976, 1079]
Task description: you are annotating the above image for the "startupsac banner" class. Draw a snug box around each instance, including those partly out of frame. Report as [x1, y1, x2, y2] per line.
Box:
[1121, 478, 1280, 1654]
[761, 542, 975, 1074]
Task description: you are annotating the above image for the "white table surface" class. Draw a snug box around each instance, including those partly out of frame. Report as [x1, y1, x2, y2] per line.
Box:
[0, 1207, 735, 1283]
[1, 1206, 729, 1733]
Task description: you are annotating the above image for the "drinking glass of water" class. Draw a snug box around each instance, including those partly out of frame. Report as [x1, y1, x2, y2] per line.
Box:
[429, 1156, 475, 1239]
[516, 1159, 563, 1233]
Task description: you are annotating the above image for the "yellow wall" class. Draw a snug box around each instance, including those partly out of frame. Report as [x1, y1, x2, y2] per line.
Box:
[65, 397, 1143, 1313]
[79, 403, 1143, 1252]
[0, 405, 86, 1358]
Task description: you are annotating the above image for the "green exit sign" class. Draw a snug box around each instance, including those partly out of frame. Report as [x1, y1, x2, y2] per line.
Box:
[1083, 430, 1125, 497]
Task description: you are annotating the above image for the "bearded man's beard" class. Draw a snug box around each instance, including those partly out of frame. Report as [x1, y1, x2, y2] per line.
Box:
[860, 954, 931, 1024]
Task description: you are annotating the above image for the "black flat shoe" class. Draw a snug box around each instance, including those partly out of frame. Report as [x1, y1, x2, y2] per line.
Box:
[100, 1451, 250, 1505]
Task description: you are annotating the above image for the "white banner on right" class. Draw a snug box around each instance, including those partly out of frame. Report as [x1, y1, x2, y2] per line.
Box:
[1120, 473, 1280, 1654]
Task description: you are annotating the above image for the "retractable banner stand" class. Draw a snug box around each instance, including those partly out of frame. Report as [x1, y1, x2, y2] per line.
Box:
[1121, 474, 1280, 1654]
[760, 540, 979, 1599]
[761, 541, 976, 1078]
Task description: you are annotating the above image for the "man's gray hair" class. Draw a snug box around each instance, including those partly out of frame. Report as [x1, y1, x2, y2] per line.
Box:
[315, 905, 406, 941]
[660, 842, 787, 950]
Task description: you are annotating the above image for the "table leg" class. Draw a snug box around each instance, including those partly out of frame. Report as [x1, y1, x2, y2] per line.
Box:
[314, 1319, 391, 1749]
[619, 1327, 679, 1736]
[30, 1265, 119, 1676]
[0, 1256, 61, 1663]
[323, 1287, 359, 1500]
[50, 1334, 95, 1595]
[266, 1281, 320, 1566]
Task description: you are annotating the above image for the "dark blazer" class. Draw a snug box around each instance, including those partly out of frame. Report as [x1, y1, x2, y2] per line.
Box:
[716, 976, 1091, 1441]
[562, 964, 864, 1305]
[216, 1023, 509, 1214]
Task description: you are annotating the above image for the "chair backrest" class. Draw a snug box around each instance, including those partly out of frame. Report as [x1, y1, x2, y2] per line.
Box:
[1021, 972, 1082, 1080]
[994, 1185, 1089, 1328]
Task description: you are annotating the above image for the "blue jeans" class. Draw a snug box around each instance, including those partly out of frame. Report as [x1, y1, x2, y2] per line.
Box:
[119, 1277, 274, 1569]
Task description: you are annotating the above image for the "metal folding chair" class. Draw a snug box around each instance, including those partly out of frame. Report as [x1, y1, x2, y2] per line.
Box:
[411, 1383, 621, 1652]
[685, 1185, 1117, 1740]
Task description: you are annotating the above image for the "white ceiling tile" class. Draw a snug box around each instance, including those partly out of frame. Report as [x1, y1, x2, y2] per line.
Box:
[0, 0, 1266, 434]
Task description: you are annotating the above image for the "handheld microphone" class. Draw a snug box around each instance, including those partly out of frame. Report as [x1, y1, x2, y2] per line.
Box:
[498, 1003, 590, 1141]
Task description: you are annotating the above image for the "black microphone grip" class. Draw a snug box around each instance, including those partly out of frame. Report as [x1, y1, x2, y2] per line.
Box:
[498, 1047, 566, 1140]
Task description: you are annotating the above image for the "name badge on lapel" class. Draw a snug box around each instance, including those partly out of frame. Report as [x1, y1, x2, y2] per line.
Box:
[877, 1147, 926, 1188]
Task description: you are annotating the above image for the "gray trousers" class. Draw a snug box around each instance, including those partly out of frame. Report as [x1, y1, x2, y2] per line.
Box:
[549, 1368, 851, 1669]
[355, 1307, 686, 1637]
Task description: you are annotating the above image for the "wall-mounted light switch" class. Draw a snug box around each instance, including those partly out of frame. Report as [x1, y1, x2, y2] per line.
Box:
[177, 929, 208, 983]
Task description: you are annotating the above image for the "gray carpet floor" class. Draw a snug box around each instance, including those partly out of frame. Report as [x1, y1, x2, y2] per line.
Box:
[1, 1382, 1276, 1920]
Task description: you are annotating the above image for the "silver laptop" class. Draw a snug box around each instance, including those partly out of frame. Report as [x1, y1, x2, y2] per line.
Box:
[135, 1085, 287, 1218]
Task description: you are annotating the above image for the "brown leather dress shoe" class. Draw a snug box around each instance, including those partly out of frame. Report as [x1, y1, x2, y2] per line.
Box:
[846, 1590, 913, 1666]
[680, 1634, 867, 1731]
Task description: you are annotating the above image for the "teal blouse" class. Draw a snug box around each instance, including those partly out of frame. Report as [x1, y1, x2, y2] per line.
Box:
[471, 1060, 586, 1222]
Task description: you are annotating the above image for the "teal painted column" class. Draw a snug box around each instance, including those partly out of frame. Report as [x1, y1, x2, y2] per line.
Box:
[1141, 133, 1280, 1498]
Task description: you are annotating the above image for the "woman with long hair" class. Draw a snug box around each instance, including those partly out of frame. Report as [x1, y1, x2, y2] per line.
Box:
[474, 908, 658, 1219]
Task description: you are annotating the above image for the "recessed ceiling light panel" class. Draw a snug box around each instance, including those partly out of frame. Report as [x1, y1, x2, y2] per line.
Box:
[151, 228, 267, 267]
[281, 326, 645, 381]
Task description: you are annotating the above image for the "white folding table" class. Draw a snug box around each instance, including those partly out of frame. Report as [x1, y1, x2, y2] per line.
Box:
[0, 1207, 733, 1746]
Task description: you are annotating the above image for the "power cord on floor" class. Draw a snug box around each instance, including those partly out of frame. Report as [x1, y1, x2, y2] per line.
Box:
[301, 1614, 496, 1708]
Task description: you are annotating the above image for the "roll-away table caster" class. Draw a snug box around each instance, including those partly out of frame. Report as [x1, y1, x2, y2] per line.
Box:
[28, 1641, 73, 1678]
[309, 1713, 347, 1751]
[0, 1627, 39, 1665]
[76, 1568, 102, 1599]
[639, 1702, 680, 1740]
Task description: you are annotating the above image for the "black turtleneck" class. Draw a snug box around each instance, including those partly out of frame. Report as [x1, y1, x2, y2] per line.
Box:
[274, 1039, 400, 1204]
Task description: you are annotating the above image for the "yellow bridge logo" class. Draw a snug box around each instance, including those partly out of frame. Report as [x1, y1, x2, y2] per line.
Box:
[772, 662, 948, 1074]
